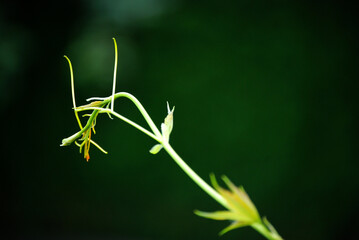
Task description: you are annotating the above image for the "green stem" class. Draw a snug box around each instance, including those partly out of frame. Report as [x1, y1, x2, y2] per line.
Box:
[101, 92, 162, 138]
[64, 55, 83, 129]
[110, 38, 118, 111]
[80, 93, 282, 240]
[109, 110, 161, 142]
[94, 92, 229, 209]
[161, 141, 229, 209]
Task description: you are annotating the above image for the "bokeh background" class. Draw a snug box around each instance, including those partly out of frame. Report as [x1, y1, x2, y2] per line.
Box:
[2, 0, 358, 239]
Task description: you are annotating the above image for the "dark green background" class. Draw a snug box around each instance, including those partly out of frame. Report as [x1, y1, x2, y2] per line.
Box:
[2, 1, 358, 239]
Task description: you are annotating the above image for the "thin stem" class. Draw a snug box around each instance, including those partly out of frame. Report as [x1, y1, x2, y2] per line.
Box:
[64, 55, 83, 129]
[111, 38, 118, 112]
[109, 110, 161, 142]
[104, 92, 162, 138]
[115, 92, 162, 137]
[90, 139, 108, 154]
[161, 141, 229, 209]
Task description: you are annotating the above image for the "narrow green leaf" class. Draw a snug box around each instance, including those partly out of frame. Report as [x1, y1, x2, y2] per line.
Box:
[194, 210, 239, 221]
[209, 173, 221, 192]
[219, 221, 248, 236]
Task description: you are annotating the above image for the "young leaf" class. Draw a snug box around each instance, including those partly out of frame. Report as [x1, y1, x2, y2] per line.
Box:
[161, 102, 175, 142]
[149, 144, 163, 154]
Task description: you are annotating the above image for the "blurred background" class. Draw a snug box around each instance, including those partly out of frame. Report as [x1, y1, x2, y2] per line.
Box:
[1, 0, 358, 239]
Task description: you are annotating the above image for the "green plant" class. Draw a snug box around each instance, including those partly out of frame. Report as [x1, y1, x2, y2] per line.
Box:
[61, 38, 283, 240]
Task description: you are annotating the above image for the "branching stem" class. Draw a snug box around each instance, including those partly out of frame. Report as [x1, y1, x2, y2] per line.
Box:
[63, 38, 282, 240]
[79, 93, 229, 209]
